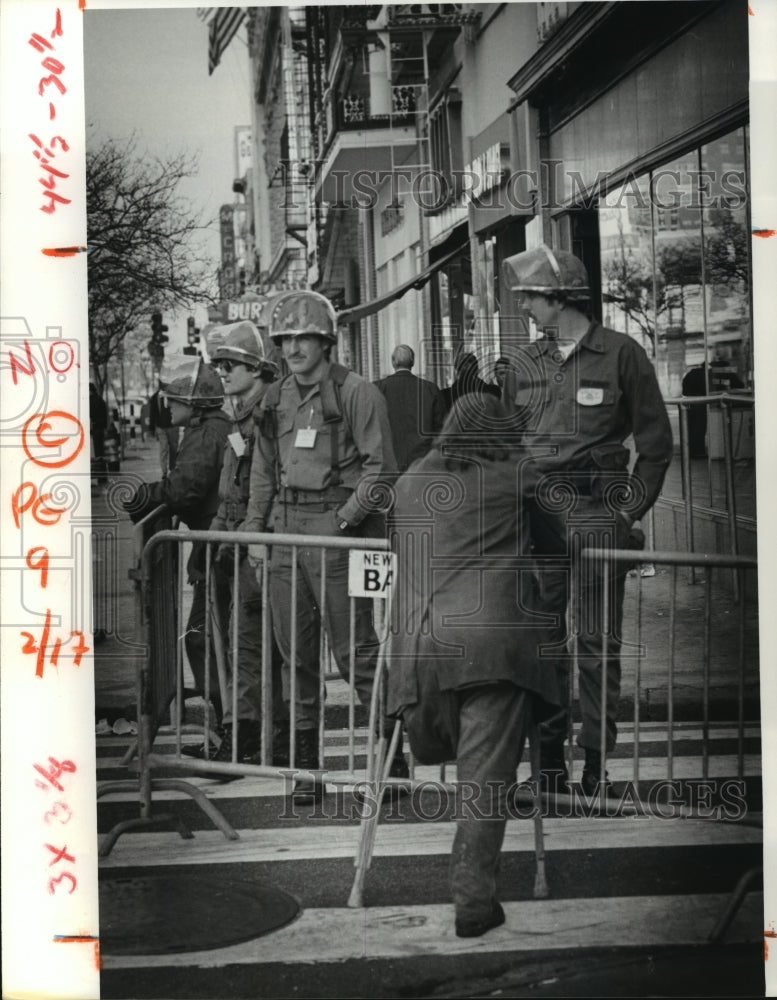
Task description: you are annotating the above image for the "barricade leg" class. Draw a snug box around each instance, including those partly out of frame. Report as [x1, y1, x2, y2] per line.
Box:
[528, 721, 549, 899]
[708, 866, 763, 944]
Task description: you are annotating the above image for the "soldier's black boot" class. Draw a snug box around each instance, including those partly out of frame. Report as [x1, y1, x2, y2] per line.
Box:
[181, 724, 226, 760]
[539, 743, 570, 795]
[211, 720, 262, 764]
[271, 719, 291, 767]
[291, 729, 325, 803]
[580, 748, 611, 797]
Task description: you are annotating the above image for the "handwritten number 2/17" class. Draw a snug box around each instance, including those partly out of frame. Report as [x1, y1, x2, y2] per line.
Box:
[21, 609, 89, 678]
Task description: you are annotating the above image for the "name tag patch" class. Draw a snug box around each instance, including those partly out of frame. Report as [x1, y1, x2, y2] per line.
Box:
[295, 427, 318, 448]
[577, 387, 604, 406]
[228, 432, 246, 457]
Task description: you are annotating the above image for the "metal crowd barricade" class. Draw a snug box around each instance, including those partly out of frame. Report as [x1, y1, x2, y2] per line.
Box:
[347, 545, 761, 924]
[665, 392, 755, 594]
[98, 525, 397, 857]
[576, 546, 761, 942]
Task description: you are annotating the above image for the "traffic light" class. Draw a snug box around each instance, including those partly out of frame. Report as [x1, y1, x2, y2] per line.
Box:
[147, 311, 169, 368]
[151, 311, 169, 344]
[186, 316, 198, 346]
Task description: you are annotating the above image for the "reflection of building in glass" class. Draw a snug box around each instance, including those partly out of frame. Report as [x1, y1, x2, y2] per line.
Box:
[598, 127, 751, 398]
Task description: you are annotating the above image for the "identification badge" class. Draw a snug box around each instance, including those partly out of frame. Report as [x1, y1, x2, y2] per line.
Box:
[577, 387, 604, 406]
[295, 427, 318, 448]
[228, 431, 246, 457]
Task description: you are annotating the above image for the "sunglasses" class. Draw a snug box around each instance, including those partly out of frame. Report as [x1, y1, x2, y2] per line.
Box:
[213, 359, 246, 374]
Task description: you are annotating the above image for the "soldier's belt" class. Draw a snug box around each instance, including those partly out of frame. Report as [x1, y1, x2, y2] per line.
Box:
[277, 485, 353, 507]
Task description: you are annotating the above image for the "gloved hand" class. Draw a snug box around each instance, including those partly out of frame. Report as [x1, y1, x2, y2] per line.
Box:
[121, 482, 152, 524]
[216, 542, 240, 572]
[247, 543, 269, 568]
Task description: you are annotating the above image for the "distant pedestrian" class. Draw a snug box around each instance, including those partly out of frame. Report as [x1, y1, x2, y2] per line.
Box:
[375, 344, 444, 472]
[388, 395, 560, 938]
[89, 382, 108, 480]
[440, 352, 500, 415]
[149, 387, 180, 476]
[242, 289, 409, 803]
[124, 360, 232, 727]
[501, 245, 673, 795]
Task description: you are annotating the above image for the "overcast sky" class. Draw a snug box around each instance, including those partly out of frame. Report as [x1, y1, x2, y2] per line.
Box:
[83, 6, 251, 343]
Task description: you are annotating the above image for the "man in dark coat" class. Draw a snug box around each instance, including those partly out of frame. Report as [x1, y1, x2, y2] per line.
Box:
[388, 395, 560, 938]
[375, 344, 444, 472]
[124, 360, 232, 724]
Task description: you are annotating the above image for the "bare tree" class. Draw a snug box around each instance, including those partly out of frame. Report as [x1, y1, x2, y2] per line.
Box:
[86, 136, 217, 392]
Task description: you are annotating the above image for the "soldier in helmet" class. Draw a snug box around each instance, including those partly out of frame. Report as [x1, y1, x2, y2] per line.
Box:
[187, 321, 287, 764]
[501, 245, 673, 795]
[242, 289, 409, 803]
[124, 358, 232, 726]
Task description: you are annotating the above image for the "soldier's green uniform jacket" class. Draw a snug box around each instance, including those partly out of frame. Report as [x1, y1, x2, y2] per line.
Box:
[211, 381, 268, 532]
[502, 321, 673, 520]
[243, 361, 397, 533]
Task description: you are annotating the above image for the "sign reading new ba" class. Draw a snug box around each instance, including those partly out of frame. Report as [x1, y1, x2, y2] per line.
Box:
[348, 549, 395, 598]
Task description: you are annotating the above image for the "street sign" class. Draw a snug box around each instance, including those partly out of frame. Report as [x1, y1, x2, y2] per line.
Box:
[348, 549, 395, 598]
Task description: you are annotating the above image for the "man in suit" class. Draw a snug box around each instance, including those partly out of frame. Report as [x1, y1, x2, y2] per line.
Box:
[375, 344, 445, 472]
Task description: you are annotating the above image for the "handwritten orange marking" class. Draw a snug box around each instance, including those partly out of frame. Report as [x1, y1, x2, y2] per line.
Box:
[42, 246, 91, 257]
[21, 411, 84, 468]
[753, 229, 775, 238]
[54, 935, 101, 970]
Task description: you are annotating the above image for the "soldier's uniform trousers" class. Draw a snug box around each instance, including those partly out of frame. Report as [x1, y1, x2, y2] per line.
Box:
[214, 556, 285, 728]
[268, 504, 380, 731]
[531, 496, 629, 754]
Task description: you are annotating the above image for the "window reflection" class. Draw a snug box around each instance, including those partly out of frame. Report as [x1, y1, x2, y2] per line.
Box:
[596, 126, 751, 398]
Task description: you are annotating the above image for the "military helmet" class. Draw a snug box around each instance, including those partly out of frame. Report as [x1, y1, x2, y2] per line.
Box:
[502, 245, 590, 301]
[161, 359, 224, 409]
[267, 289, 338, 344]
[211, 321, 267, 368]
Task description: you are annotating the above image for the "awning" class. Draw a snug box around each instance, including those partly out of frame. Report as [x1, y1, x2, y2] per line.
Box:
[337, 240, 468, 326]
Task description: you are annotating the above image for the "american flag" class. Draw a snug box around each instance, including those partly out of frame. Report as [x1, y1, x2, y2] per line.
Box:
[208, 8, 246, 75]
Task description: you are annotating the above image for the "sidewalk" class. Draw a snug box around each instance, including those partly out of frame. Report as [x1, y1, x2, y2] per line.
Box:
[91, 442, 761, 726]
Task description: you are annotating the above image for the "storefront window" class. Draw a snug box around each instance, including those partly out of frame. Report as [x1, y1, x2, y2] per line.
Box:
[597, 126, 751, 399]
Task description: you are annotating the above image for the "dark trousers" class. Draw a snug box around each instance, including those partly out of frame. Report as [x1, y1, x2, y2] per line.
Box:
[268, 505, 381, 731]
[451, 685, 530, 923]
[531, 499, 628, 754]
[214, 558, 286, 727]
[184, 578, 223, 723]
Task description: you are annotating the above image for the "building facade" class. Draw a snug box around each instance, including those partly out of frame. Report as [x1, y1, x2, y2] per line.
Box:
[302, 1, 751, 403]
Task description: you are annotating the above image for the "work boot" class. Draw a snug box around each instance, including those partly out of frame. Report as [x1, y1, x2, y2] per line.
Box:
[455, 901, 506, 939]
[181, 725, 226, 760]
[271, 719, 292, 767]
[211, 720, 262, 764]
[580, 748, 611, 797]
[538, 744, 570, 795]
[291, 729, 324, 804]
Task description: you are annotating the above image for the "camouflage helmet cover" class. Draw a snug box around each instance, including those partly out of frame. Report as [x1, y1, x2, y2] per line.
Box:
[211, 321, 267, 367]
[267, 290, 338, 344]
[502, 245, 590, 301]
[161, 359, 224, 408]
